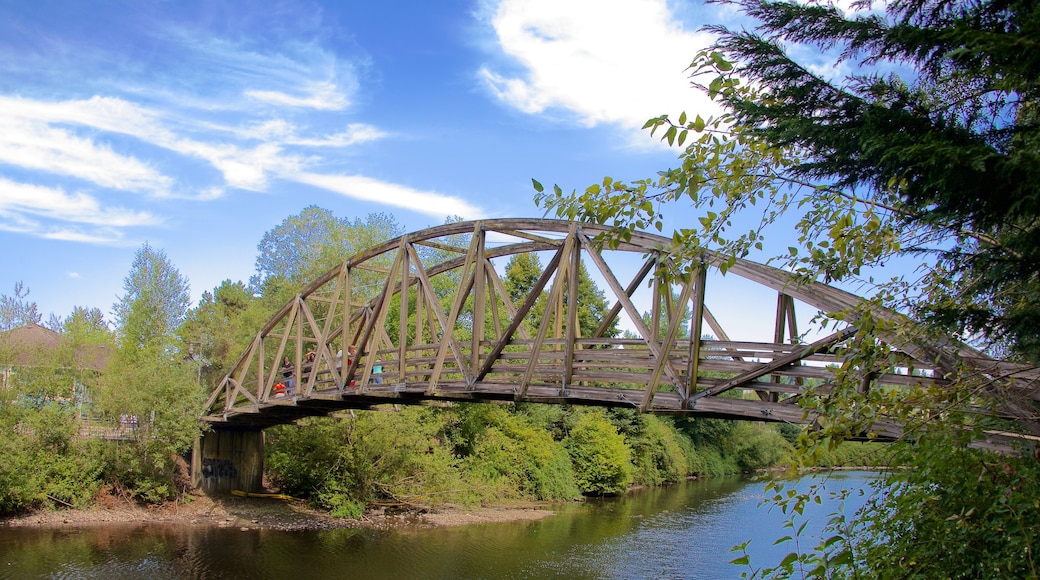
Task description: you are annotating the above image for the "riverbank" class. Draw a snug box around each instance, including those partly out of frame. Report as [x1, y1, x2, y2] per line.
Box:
[1, 492, 556, 532]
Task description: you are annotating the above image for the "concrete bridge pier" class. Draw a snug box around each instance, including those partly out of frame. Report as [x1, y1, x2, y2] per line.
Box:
[191, 428, 264, 495]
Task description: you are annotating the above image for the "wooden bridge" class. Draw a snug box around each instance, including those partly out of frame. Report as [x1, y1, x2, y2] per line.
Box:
[201, 219, 1039, 442]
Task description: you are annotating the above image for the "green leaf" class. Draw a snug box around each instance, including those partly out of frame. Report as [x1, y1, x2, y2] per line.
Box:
[730, 555, 751, 566]
[708, 77, 724, 99]
[532, 179, 544, 193]
[665, 126, 677, 146]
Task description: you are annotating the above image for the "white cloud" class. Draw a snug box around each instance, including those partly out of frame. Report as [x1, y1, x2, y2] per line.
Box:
[291, 172, 485, 219]
[67, 272, 81, 279]
[40, 228, 128, 244]
[245, 80, 350, 110]
[237, 120, 387, 147]
[0, 94, 319, 195]
[0, 99, 173, 194]
[0, 178, 160, 227]
[289, 124, 388, 147]
[480, 0, 721, 139]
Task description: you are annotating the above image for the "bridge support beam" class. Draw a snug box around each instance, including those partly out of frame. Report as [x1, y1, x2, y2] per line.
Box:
[192, 428, 264, 495]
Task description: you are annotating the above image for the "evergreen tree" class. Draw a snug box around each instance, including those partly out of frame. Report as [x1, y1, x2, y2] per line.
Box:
[113, 243, 191, 355]
[704, 0, 1040, 360]
[179, 279, 257, 384]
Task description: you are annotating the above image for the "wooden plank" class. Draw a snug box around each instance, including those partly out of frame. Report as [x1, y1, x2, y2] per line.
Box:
[341, 266, 352, 369]
[399, 238, 410, 382]
[691, 326, 857, 402]
[472, 227, 487, 377]
[404, 242, 471, 393]
[356, 247, 404, 393]
[564, 234, 580, 387]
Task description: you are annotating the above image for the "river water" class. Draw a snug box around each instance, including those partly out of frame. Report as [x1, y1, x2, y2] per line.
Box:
[0, 471, 877, 579]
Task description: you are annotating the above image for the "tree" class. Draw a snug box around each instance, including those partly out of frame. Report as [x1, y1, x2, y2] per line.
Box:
[102, 243, 200, 501]
[504, 253, 619, 340]
[504, 253, 542, 304]
[251, 206, 403, 291]
[179, 279, 256, 384]
[0, 282, 41, 330]
[113, 243, 191, 355]
[541, 0, 1040, 359]
[704, 0, 1040, 361]
[62, 307, 112, 345]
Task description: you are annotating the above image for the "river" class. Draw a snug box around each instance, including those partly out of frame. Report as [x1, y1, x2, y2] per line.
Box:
[0, 471, 877, 579]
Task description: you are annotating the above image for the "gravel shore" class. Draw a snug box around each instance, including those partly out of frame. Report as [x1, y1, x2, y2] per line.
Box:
[1, 493, 555, 532]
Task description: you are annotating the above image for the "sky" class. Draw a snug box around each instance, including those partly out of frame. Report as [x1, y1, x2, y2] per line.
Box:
[1, 0, 881, 343]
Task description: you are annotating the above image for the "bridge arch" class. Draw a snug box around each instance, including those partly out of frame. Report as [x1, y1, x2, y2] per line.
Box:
[202, 218, 1038, 437]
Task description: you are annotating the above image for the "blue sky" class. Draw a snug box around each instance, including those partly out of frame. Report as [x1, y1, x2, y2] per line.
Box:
[2, 0, 748, 324]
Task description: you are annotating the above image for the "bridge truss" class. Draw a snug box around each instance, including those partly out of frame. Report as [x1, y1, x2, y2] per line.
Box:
[202, 219, 1039, 441]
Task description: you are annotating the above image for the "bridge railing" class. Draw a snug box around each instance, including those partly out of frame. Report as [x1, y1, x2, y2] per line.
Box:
[204, 219, 1025, 435]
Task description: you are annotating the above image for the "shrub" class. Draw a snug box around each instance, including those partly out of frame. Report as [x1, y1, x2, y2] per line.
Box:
[728, 423, 791, 472]
[565, 410, 632, 495]
[461, 405, 579, 501]
[627, 415, 691, 486]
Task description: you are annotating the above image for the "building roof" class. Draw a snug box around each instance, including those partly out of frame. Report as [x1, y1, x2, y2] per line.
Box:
[0, 324, 112, 371]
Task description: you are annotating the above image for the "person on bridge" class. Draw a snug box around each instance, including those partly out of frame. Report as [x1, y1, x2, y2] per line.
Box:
[281, 357, 295, 395]
[347, 345, 357, 386]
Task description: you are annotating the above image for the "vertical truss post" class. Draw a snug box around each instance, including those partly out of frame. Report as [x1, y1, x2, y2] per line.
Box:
[472, 227, 487, 376]
[684, 263, 707, 406]
[399, 238, 410, 383]
[563, 232, 581, 388]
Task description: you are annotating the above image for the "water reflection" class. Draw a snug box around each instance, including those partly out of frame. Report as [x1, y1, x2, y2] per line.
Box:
[0, 472, 876, 579]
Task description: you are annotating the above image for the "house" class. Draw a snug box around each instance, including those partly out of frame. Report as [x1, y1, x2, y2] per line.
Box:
[0, 324, 112, 412]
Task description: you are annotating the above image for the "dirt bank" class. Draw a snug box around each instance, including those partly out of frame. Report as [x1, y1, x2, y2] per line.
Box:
[1, 493, 556, 532]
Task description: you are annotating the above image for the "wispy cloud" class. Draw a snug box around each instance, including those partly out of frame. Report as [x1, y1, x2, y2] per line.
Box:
[245, 81, 350, 110]
[0, 100, 173, 194]
[0, 177, 158, 243]
[479, 0, 720, 142]
[0, 178, 160, 227]
[292, 173, 484, 219]
[0, 6, 488, 246]
[236, 120, 387, 147]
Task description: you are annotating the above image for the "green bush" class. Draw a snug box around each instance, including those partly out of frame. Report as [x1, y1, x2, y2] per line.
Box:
[728, 423, 791, 472]
[686, 443, 736, 477]
[810, 441, 890, 469]
[267, 407, 482, 511]
[565, 410, 633, 495]
[627, 415, 691, 486]
[461, 405, 579, 501]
